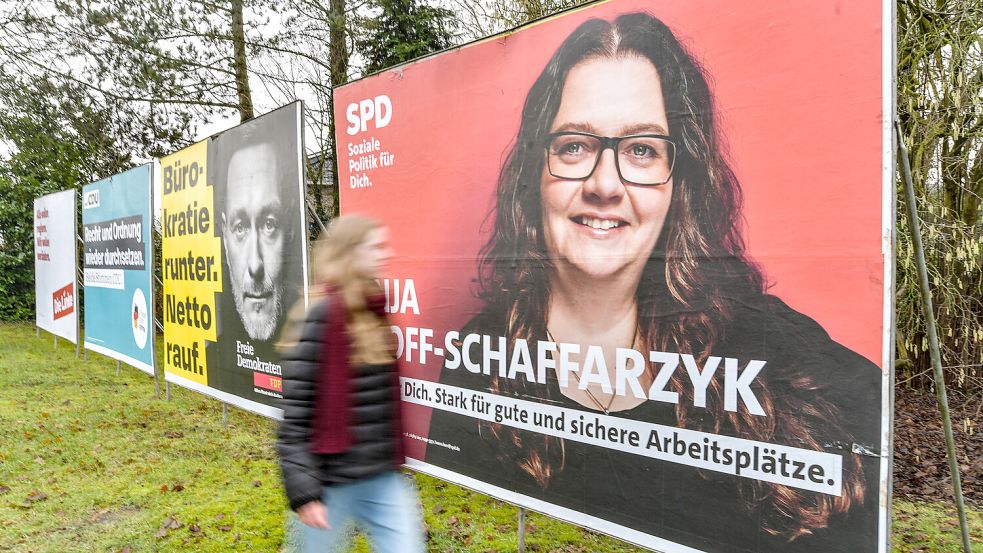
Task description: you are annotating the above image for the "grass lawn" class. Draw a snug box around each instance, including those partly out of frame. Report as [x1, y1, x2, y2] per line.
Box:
[0, 322, 979, 552]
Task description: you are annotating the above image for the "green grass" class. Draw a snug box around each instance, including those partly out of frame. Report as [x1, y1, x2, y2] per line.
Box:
[0, 322, 979, 552]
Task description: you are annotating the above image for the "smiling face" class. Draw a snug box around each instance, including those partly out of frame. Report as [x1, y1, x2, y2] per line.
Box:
[540, 55, 674, 282]
[223, 143, 285, 341]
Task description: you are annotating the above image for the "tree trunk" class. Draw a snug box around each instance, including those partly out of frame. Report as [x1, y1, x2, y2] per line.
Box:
[326, 0, 348, 217]
[231, 0, 254, 122]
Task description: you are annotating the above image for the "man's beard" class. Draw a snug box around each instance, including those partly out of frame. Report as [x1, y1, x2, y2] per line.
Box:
[231, 278, 283, 341]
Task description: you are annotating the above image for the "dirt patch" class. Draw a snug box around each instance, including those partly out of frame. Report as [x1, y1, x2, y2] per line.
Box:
[893, 387, 981, 506]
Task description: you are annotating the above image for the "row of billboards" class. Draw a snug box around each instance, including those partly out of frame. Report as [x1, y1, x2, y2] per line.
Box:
[33, 102, 306, 413]
[33, 1, 893, 551]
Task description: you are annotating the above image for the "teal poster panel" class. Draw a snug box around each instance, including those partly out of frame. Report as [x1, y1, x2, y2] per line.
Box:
[82, 164, 155, 374]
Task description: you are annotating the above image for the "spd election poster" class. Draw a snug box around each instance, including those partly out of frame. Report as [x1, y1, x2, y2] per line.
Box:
[81, 164, 156, 374]
[161, 102, 308, 418]
[334, 1, 893, 552]
[34, 188, 79, 344]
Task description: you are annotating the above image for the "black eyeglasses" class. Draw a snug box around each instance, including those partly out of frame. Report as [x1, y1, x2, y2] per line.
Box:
[545, 132, 676, 186]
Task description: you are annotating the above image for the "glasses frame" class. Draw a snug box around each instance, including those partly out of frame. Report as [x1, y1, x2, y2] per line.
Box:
[544, 131, 677, 186]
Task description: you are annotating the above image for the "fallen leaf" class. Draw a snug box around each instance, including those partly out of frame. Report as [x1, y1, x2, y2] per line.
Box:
[220, 525, 232, 532]
[171, 483, 184, 492]
[252, 480, 262, 487]
[214, 513, 225, 520]
[160, 485, 169, 493]
[25, 490, 48, 503]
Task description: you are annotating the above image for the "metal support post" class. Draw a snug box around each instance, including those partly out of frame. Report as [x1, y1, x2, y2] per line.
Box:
[306, 200, 329, 233]
[518, 507, 526, 553]
[166, 381, 171, 401]
[897, 122, 971, 553]
[116, 360, 121, 377]
[222, 402, 228, 427]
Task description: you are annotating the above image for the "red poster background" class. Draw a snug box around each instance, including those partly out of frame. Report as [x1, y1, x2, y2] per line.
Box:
[336, 0, 886, 462]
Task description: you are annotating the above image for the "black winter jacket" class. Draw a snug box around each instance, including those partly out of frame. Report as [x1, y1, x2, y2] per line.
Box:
[276, 298, 400, 510]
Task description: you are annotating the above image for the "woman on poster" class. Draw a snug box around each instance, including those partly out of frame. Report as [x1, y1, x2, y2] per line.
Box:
[427, 12, 881, 553]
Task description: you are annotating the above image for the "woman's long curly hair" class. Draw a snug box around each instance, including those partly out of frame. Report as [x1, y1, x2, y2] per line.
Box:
[477, 12, 865, 540]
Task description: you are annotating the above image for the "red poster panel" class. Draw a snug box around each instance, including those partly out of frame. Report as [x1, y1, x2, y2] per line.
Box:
[336, 1, 893, 551]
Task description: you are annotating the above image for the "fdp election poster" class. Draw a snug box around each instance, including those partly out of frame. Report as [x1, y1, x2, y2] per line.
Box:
[162, 102, 307, 418]
[335, 1, 893, 552]
[34, 189, 79, 343]
[81, 164, 156, 375]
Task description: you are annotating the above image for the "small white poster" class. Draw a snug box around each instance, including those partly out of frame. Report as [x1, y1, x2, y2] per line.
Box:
[34, 189, 78, 343]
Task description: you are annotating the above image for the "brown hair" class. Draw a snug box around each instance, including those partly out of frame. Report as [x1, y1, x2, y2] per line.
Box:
[477, 12, 865, 539]
[278, 215, 393, 365]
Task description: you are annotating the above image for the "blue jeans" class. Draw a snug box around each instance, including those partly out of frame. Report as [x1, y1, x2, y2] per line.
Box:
[291, 471, 425, 553]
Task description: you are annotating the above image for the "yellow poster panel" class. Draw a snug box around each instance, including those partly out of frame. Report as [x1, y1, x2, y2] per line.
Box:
[160, 140, 222, 385]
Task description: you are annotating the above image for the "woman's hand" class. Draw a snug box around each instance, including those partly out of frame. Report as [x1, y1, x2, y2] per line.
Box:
[297, 500, 329, 529]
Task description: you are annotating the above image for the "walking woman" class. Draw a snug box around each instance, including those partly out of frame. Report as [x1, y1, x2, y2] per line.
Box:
[277, 215, 424, 553]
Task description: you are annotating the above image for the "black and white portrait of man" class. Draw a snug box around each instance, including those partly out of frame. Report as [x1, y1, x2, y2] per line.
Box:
[221, 141, 288, 341]
[207, 102, 306, 402]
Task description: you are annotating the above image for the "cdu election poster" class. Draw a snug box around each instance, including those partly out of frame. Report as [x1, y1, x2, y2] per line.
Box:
[34, 188, 79, 344]
[334, 1, 894, 552]
[161, 102, 308, 418]
[81, 164, 156, 375]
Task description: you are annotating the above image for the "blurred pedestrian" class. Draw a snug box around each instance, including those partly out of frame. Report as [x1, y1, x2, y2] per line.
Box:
[277, 215, 423, 553]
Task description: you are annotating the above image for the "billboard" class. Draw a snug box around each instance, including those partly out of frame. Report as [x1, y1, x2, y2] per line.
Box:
[335, 1, 893, 552]
[81, 164, 156, 374]
[34, 188, 79, 343]
[161, 102, 308, 418]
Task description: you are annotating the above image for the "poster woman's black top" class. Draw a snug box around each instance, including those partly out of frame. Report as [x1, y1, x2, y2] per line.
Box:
[425, 294, 882, 553]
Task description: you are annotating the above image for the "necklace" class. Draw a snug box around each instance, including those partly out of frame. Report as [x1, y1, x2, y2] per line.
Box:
[545, 328, 639, 415]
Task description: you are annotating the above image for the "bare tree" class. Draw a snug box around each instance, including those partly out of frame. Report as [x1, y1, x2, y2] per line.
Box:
[896, 0, 983, 390]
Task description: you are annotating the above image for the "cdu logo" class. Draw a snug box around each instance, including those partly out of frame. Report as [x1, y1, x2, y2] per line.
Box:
[83, 189, 100, 210]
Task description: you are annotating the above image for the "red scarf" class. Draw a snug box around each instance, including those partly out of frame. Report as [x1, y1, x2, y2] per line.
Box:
[309, 285, 405, 464]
